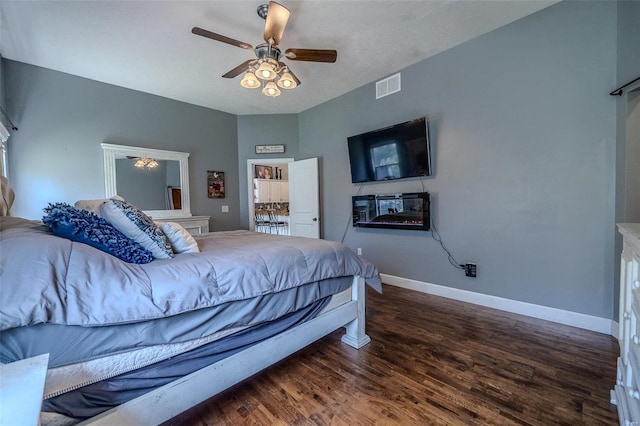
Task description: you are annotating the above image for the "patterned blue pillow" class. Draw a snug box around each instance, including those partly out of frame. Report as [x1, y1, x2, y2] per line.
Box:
[42, 203, 154, 264]
[99, 199, 174, 259]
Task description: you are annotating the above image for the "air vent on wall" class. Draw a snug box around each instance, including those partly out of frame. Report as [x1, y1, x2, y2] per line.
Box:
[376, 73, 401, 99]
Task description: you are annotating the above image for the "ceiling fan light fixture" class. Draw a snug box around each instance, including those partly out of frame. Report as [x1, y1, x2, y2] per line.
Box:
[192, 4, 338, 100]
[262, 81, 281, 98]
[277, 71, 297, 89]
[256, 61, 277, 81]
[240, 71, 261, 88]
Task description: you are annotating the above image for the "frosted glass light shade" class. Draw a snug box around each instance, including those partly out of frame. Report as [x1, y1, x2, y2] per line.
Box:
[277, 72, 297, 89]
[240, 71, 261, 89]
[262, 82, 281, 98]
[256, 61, 277, 81]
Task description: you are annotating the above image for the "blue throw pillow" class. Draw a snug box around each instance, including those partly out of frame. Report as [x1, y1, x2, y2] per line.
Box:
[42, 203, 153, 264]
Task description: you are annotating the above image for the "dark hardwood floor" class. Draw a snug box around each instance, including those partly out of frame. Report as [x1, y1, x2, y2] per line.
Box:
[165, 284, 619, 425]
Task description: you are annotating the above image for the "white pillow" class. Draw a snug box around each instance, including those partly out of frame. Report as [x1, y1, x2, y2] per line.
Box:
[100, 199, 174, 259]
[159, 222, 200, 254]
[75, 196, 124, 215]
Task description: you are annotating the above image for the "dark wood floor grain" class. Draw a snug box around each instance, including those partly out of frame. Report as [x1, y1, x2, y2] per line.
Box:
[164, 284, 619, 425]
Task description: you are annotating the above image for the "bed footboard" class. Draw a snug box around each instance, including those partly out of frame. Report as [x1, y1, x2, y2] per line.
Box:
[341, 275, 371, 348]
[75, 275, 370, 426]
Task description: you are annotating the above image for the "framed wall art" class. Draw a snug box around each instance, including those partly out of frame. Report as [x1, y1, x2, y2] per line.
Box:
[254, 164, 273, 179]
[255, 144, 285, 154]
[207, 171, 225, 198]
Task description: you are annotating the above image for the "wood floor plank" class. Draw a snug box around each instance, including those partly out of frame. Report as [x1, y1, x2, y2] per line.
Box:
[163, 284, 619, 425]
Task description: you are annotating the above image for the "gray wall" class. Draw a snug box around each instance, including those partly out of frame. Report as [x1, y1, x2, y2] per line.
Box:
[299, 1, 618, 319]
[4, 60, 240, 231]
[237, 114, 298, 228]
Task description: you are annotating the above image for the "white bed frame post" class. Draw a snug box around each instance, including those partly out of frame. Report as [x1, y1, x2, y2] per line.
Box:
[341, 276, 371, 348]
[77, 275, 371, 426]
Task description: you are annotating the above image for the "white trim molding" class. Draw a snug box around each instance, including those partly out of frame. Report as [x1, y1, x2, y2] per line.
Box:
[381, 274, 617, 337]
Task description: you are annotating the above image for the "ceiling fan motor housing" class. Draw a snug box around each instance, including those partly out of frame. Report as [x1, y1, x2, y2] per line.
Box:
[255, 43, 282, 62]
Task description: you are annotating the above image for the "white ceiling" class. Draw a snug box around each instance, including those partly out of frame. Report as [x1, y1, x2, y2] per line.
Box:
[0, 0, 556, 116]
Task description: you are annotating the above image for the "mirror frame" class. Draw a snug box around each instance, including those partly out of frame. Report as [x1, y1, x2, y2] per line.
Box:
[101, 143, 191, 219]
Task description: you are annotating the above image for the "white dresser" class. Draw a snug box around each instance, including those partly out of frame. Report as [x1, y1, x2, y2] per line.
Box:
[163, 216, 210, 235]
[613, 223, 640, 424]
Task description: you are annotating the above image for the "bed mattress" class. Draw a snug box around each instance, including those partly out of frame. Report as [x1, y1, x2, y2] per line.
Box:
[0, 277, 352, 368]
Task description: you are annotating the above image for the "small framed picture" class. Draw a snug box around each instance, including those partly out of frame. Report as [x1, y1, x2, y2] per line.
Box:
[254, 164, 273, 179]
[207, 171, 225, 198]
[255, 144, 285, 154]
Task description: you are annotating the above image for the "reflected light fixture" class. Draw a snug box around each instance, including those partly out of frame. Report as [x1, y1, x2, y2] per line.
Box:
[134, 157, 159, 169]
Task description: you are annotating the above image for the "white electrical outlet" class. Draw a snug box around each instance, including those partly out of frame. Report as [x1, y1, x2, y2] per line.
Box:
[357, 248, 362, 256]
[222, 205, 229, 213]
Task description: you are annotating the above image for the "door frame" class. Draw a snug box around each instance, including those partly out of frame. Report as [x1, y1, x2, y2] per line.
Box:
[247, 158, 294, 231]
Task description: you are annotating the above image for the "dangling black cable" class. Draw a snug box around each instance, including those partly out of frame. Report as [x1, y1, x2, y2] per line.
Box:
[418, 177, 464, 270]
[340, 182, 364, 243]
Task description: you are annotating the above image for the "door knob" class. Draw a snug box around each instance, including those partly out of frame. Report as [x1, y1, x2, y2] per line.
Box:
[312, 217, 318, 222]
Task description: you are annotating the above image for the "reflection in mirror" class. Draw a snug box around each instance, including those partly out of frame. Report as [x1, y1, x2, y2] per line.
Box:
[102, 143, 191, 219]
[115, 159, 181, 210]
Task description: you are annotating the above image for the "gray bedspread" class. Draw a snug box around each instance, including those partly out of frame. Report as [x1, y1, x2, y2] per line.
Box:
[0, 277, 352, 367]
[0, 217, 381, 330]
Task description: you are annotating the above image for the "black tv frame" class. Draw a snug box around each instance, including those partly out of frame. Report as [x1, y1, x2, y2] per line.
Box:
[347, 117, 431, 184]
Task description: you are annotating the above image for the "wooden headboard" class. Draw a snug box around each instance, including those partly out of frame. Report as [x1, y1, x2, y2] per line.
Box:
[1, 176, 15, 216]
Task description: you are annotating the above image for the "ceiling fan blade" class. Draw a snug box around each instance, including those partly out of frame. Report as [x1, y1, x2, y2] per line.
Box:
[279, 62, 301, 86]
[222, 59, 256, 79]
[263, 1, 290, 45]
[285, 48, 337, 63]
[192, 27, 253, 50]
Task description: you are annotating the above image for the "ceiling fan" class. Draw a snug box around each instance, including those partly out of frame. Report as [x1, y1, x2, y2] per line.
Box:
[191, 1, 337, 98]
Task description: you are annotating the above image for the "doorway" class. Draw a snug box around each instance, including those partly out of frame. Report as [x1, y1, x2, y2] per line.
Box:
[247, 158, 294, 233]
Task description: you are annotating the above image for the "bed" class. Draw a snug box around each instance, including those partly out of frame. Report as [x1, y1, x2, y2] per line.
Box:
[0, 212, 381, 425]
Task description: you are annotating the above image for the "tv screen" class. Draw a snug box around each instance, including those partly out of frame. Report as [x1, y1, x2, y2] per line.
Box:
[347, 117, 431, 183]
[352, 192, 430, 231]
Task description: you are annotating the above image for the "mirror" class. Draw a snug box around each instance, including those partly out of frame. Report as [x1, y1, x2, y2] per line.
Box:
[102, 143, 191, 219]
[115, 158, 181, 210]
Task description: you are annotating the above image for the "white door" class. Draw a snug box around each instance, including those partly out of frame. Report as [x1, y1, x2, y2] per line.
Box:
[288, 158, 320, 238]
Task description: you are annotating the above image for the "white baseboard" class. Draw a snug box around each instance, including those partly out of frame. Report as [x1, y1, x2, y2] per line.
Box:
[381, 274, 617, 337]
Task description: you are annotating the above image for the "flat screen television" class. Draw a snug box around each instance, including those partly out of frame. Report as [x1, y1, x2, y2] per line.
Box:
[352, 192, 430, 231]
[347, 117, 431, 183]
